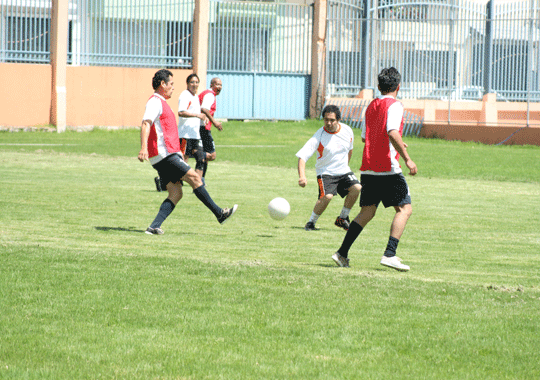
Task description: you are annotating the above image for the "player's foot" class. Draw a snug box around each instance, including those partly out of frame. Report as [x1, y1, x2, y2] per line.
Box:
[380, 256, 410, 271]
[154, 177, 163, 192]
[334, 216, 350, 231]
[218, 204, 238, 224]
[332, 252, 350, 267]
[304, 222, 317, 231]
[145, 227, 164, 235]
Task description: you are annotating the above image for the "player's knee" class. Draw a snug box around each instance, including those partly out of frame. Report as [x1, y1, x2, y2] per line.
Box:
[323, 194, 334, 201]
[350, 184, 361, 194]
[183, 169, 203, 188]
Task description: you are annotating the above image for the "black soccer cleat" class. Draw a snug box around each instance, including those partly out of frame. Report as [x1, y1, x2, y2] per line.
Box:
[334, 216, 350, 231]
[218, 204, 238, 224]
[304, 221, 317, 231]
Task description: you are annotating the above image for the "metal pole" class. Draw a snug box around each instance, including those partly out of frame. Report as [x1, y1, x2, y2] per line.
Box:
[484, 0, 494, 95]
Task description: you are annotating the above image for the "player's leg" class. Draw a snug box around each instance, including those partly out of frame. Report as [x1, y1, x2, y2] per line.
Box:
[181, 168, 237, 224]
[200, 127, 216, 180]
[380, 174, 412, 271]
[146, 156, 186, 235]
[305, 176, 336, 231]
[332, 174, 378, 266]
[335, 173, 361, 231]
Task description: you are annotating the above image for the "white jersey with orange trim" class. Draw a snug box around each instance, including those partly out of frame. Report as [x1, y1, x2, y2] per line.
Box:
[296, 122, 355, 176]
[177, 89, 202, 139]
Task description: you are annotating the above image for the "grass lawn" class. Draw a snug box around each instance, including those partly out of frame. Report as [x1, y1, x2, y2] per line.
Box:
[1, 122, 539, 379]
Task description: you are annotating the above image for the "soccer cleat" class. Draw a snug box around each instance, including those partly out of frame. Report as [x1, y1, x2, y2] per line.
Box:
[145, 227, 164, 235]
[154, 177, 163, 192]
[332, 252, 350, 268]
[334, 216, 350, 231]
[380, 255, 410, 271]
[304, 221, 317, 231]
[218, 204, 238, 224]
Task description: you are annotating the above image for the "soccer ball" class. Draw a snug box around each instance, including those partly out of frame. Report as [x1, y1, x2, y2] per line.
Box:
[268, 197, 290, 220]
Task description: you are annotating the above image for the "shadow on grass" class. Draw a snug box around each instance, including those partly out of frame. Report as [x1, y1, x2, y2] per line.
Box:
[95, 226, 146, 233]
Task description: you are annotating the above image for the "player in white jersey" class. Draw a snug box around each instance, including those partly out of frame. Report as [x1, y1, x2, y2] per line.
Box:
[296, 105, 361, 231]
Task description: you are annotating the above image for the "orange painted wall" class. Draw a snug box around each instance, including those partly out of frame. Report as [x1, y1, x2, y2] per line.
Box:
[0, 63, 52, 126]
[0, 64, 191, 127]
[420, 123, 540, 146]
[66, 66, 191, 127]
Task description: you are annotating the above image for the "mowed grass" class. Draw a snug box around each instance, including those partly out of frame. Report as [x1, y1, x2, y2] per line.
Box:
[1, 123, 540, 379]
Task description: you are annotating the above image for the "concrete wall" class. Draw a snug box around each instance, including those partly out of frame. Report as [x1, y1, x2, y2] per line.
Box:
[0, 63, 190, 127]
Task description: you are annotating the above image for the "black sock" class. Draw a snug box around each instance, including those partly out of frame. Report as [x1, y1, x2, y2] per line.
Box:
[337, 221, 363, 258]
[193, 185, 221, 218]
[150, 199, 175, 228]
[384, 236, 400, 257]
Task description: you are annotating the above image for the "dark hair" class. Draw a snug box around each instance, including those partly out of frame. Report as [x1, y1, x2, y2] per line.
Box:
[186, 73, 200, 84]
[322, 104, 341, 120]
[378, 67, 401, 94]
[152, 69, 173, 90]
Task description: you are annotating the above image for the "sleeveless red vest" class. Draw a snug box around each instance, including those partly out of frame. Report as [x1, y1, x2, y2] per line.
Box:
[360, 97, 404, 172]
[148, 96, 180, 158]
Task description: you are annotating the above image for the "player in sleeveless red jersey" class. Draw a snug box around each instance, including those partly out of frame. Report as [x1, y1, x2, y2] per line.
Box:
[332, 67, 418, 271]
[198, 77, 223, 182]
[138, 70, 237, 234]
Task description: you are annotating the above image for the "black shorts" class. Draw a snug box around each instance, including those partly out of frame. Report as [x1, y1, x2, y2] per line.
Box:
[152, 153, 190, 187]
[360, 173, 411, 208]
[180, 138, 203, 156]
[317, 172, 360, 199]
[200, 126, 216, 154]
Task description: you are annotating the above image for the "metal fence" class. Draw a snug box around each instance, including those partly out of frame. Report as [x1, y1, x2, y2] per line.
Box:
[324, 98, 424, 136]
[326, 0, 540, 103]
[208, 0, 312, 74]
[69, 0, 194, 67]
[0, 0, 51, 63]
[0, 0, 193, 67]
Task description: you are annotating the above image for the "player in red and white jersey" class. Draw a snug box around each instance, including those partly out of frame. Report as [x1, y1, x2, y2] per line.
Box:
[296, 105, 361, 231]
[198, 77, 223, 182]
[332, 67, 417, 271]
[138, 70, 237, 234]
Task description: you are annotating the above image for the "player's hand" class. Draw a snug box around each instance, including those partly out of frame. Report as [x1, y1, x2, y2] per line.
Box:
[215, 121, 223, 131]
[298, 177, 307, 187]
[138, 148, 148, 162]
[405, 159, 417, 176]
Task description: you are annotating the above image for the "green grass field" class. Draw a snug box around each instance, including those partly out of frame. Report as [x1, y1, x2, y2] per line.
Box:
[1, 121, 540, 379]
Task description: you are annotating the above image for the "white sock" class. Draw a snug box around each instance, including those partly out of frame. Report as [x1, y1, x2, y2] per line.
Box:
[309, 212, 320, 223]
[340, 207, 351, 219]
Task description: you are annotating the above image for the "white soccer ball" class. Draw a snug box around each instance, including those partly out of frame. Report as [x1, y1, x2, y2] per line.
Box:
[268, 197, 290, 220]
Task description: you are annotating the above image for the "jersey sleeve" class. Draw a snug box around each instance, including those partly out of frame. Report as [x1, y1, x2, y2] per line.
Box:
[386, 101, 404, 132]
[296, 132, 320, 162]
[201, 93, 215, 110]
[142, 97, 162, 124]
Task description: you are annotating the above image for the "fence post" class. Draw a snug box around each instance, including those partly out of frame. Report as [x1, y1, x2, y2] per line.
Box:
[360, 0, 369, 90]
[193, 0, 209, 88]
[483, 0, 494, 95]
[51, 0, 69, 132]
[309, 0, 327, 119]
